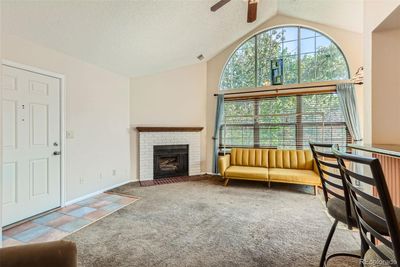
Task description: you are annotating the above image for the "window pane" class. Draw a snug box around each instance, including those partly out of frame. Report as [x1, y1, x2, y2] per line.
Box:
[259, 96, 296, 117]
[300, 28, 316, 39]
[283, 56, 298, 84]
[221, 126, 254, 147]
[300, 53, 316, 83]
[283, 40, 298, 56]
[316, 45, 348, 81]
[259, 126, 296, 149]
[302, 94, 344, 122]
[220, 37, 256, 89]
[257, 30, 284, 86]
[316, 36, 331, 49]
[282, 27, 298, 42]
[271, 28, 283, 43]
[222, 100, 255, 147]
[300, 37, 315, 54]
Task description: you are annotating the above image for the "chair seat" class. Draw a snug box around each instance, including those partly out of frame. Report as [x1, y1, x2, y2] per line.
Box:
[327, 197, 357, 227]
[327, 197, 400, 234]
[225, 166, 268, 180]
[363, 244, 396, 267]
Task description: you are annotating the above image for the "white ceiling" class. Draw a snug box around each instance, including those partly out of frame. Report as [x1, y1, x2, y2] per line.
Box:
[2, 0, 363, 77]
[278, 0, 364, 34]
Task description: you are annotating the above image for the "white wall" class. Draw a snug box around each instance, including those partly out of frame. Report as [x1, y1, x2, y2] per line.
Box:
[130, 62, 207, 180]
[2, 35, 131, 202]
[363, 0, 400, 144]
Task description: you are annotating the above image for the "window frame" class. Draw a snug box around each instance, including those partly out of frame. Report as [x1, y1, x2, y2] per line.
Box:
[219, 25, 350, 90]
[219, 93, 352, 150]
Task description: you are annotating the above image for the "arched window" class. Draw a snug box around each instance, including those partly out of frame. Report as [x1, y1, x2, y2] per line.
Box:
[220, 26, 349, 90]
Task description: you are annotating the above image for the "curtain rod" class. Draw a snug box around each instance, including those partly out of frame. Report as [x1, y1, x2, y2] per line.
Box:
[213, 81, 361, 96]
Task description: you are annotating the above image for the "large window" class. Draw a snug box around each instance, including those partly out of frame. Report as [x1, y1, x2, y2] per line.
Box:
[220, 26, 349, 90]
[220, 93, 351, 150]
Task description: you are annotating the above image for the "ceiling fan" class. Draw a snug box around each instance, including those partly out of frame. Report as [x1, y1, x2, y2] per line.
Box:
[211, 0, 258, 23]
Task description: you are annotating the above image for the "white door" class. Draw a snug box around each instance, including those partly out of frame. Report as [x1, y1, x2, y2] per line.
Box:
[2, 65, 61, 226]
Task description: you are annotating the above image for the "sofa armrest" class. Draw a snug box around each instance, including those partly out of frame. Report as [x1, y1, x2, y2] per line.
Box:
[0, 240, 77, 267]
[218, 154, 231, 177]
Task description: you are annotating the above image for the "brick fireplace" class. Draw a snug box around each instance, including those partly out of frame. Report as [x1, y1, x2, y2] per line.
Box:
[137, 127, 203, 181]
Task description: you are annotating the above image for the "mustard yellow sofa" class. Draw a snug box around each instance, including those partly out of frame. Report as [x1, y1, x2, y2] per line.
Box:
[218, 148, 321, 194]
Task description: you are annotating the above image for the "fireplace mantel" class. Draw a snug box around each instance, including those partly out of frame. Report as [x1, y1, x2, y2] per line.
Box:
[136, 127, 203, 132]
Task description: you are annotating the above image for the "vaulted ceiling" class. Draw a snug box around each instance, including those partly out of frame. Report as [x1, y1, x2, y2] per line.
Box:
[1, 0, 363, 77]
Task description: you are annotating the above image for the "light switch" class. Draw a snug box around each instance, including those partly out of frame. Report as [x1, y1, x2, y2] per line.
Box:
[66, 130, 74, 139]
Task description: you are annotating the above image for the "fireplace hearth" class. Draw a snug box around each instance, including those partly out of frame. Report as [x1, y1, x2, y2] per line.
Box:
[153, 145, 189, 179]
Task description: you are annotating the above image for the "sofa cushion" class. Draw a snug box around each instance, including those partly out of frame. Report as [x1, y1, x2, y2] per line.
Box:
[268, 149, 314, 170]
[230, 148, 269, 167]
[225, 166, 268, 180]
[269, 168, 320, 185]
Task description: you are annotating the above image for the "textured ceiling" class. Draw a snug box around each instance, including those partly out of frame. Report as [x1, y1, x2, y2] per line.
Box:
[278, 0, 364, 34]
[2, 0, 363, 77]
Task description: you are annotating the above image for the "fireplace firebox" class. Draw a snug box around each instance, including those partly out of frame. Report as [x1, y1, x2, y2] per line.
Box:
[153, 145, 189, 179]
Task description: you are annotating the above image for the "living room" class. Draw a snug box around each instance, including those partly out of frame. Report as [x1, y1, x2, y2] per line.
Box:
[1, 1, 400, 266]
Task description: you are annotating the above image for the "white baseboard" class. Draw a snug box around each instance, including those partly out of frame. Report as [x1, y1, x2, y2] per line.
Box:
[64, 180, 133, 206]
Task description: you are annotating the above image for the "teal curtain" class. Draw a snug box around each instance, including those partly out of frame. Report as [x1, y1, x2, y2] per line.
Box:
[337, 83, 363, 184]
[336, 83, 362, 142]
[212, 95, 224, 174]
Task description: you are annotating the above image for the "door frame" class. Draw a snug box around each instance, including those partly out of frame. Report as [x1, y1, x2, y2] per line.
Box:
[2, 59, 67, 208]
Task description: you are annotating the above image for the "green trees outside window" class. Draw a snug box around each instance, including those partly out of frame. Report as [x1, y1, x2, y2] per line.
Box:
[219, 26, 351, 149]
[221, 94, 351, 150]
[220, 26, 349, 90]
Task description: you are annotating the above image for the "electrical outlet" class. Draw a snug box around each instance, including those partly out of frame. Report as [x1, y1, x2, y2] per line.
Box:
[79, 177, 84, 184]
[112, 169, 117, 176]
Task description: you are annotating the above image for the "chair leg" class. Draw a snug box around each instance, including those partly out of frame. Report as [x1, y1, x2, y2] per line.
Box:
[320, 219, 339, 267]
[314, 185, 318, 196]
[224, 178, 230, 187]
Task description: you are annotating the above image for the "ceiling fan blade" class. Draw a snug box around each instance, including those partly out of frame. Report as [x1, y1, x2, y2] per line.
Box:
[210, 0, 231, 12]
[247, 0, 258, 23]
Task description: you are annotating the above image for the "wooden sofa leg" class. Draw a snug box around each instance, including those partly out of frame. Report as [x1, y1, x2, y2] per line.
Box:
[224, 178, 230, 187]
[314, 185, 317, 196]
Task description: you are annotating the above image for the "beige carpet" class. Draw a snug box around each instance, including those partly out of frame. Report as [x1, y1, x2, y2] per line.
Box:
[65, 177, 360, 267]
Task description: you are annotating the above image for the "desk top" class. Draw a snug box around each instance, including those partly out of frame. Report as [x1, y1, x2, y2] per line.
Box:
[349, 144, 400, 158]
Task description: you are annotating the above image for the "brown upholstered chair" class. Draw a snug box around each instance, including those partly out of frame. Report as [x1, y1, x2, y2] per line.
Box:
[0, 240, 77, 267]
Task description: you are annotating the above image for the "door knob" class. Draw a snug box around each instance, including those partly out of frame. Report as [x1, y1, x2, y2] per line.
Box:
[53, 151, 61, 156]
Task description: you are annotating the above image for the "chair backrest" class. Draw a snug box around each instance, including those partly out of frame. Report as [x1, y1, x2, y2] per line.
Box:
[333, 147, 400, 266]
[309, 143, 353, 225]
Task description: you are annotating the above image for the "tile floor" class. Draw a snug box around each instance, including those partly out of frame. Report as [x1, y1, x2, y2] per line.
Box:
[2, 193, 138, 247]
